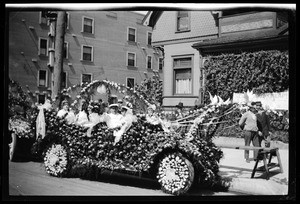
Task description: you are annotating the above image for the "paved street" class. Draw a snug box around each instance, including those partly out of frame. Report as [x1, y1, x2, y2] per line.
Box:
[6, 137, 289, 198]
[8, 160, 242, 197]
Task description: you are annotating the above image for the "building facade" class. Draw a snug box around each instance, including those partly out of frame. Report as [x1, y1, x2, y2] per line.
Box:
[149, 11, 219, 108]
[145, 10, 289, 108]
[8, 11, 163, 104]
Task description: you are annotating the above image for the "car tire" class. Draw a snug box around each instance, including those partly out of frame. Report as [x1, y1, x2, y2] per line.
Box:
[156, 152, 194, 195]
[9, 132, 17, 162]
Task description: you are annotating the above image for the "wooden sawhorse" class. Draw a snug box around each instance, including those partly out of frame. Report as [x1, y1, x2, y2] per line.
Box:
[251, 147, 283, 180]
[218, 145, 283, 180]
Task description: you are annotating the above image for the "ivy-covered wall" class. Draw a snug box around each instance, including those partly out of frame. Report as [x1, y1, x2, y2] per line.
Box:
[203, 50, 289, 103]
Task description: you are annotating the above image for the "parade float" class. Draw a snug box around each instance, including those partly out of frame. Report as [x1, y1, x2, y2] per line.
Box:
[8, 77, 289, 195]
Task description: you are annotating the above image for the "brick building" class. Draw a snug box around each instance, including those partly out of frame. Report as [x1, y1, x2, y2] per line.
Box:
[8, 11, 163, 104]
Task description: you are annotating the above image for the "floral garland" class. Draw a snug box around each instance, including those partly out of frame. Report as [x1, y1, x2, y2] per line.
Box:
[8, 117, 32, 139]
[44, 144, 68, 176]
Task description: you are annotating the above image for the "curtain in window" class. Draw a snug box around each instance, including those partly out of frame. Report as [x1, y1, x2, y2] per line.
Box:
[128, 53, 135, 66]
[175, 69, 191, 94]
[84, 18, 93, 33]
[128, 28, 136, 42]
[39, 71, 46, 86]
[40, 39, 47, 55]
[83, 46, 92, 61]
[177, 11, 189, 31]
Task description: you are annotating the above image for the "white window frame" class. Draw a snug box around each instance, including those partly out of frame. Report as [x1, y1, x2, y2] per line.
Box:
[147, 55, 152, 69]
[37, 70, 48, 87]
[127, 52, 137, 67]
[126, 77, 135, 90]
[147, 31, 152, 45]
[81, 73, 93, 84]
[127, 27, 137, 42]
[158, 57, 164, 70]
[38, 37, 48, 56]
[39, 11, 49, 25]
[81, 45, 94, 62]
[66, 12, 70, 30]
[173, 55, 193, 95]
[64, 41, 69, 59]
[81, 16, 94, 34]
[176, 11, 191, 32]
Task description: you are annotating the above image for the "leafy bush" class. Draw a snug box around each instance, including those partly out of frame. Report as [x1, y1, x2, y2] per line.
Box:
[203, 50, 289, 103]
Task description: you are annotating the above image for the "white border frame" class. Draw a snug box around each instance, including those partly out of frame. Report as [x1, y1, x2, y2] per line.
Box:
[126, 51, 136, 67]
[81, 15, 95, 34]
[81, 44, 94, 62]
[127, 26, 137, 42]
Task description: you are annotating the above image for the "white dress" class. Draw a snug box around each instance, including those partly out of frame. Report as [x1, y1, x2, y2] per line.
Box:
[75, 111, 89, 126]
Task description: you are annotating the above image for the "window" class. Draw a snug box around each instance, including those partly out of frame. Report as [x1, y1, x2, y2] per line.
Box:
[63, 42, 68, 59]
[128, 27, 136, 42]
[66, 12, 70, 30]
[177, 11, 190, 32]
[39, 38, 48, 56]
[38, 70, 48, 87]
[159, 57, 164, 70]
[81, 45, 93, 61]
[127, 52, 136, 67]
[82, 16, 94, 34]
[81, 73, 92, 84]
[173, 57, 192, 94]
[147, 56, 152, 69]
[39, 11, 48, 24]
[37, 94, 46, 104]
[147, 31, 152, 45]
[127, 78, 135, 89]
[61, 71, 67, 88]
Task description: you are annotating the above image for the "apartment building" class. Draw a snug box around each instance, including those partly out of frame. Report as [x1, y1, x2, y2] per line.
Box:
[8, 11, 163, 104]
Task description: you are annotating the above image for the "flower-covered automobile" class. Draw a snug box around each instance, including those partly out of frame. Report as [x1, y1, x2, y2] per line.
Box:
[35, 80, 236, 196]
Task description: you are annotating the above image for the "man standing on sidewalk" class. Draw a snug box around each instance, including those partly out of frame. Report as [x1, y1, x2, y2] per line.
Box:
[255, 101, 272, 148]
[239, 102, 262, 163]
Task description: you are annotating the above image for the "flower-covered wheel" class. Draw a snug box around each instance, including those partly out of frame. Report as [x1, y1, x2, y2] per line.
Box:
[44, 144, 68, 177]
[9, 132, 17, 161]
[156, 152, 195, 195]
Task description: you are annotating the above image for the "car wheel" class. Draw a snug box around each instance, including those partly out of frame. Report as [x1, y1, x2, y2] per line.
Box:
[156, 152, 194, 195]
[44, 144, 68, 177]
[9, 133, 17, 162]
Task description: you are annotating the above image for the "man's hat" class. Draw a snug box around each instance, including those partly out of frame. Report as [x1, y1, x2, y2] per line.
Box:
[121, 106, 130, 111]
[176, 102, 184, 109]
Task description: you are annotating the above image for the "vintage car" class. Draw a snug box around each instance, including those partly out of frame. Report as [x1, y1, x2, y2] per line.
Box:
[39, 102, 231, 196]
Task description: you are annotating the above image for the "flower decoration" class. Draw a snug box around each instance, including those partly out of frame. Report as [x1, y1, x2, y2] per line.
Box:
[44, 144, 68, 176]
[8, 117, 32, 139]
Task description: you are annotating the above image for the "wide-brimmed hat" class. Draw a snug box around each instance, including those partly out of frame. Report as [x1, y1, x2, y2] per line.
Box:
[109, 104, 119, 109]
[117, 99, 123, 103]
[176, 102, 184, 109]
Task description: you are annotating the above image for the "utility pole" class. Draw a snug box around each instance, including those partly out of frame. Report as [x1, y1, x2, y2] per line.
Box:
[51, 11, 66, 109]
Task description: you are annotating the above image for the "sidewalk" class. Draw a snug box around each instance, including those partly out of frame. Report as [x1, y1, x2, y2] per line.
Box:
[212, 137, 289, 195]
